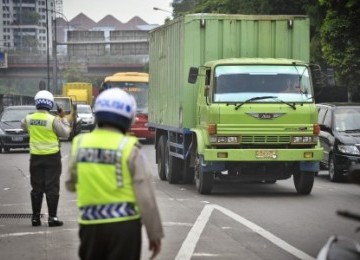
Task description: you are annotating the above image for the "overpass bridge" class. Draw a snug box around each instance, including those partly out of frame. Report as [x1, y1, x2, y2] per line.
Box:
[0, 53, 148, 96]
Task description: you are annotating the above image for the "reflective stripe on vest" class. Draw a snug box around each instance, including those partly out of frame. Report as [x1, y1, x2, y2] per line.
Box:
[74, 130, 140, 224]
[26, 112, 59, 155]
[80, 202, 136, 220]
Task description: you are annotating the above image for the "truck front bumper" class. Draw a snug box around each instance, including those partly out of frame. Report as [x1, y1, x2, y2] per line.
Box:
[203, 147, 323, 162]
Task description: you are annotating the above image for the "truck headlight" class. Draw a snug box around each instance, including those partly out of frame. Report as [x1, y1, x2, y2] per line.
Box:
[291, 136, 318, 144]
[210, 136, 238, 144]
[337, 145, 360, 155]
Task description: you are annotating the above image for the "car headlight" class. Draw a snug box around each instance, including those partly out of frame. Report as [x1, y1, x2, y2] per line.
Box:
[210, 136, 238, 144]
[291, 136, 318, 144]
[337, 144, 360, 155]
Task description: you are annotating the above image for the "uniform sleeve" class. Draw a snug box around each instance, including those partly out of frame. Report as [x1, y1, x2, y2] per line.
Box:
[53, 116, 70, 139]
[128, 145, 164, 241]
[21, 117, 28, 131]
[65, 135, 79, 192]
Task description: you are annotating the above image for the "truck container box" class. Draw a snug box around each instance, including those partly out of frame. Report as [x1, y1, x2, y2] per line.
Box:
[62, 82, 93, 105]
[149, 14, 310, 129]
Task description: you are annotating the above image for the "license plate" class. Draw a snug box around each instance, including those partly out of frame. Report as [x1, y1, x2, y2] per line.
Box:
[256, 150, 278, 159]
[12, 136, 23, 142]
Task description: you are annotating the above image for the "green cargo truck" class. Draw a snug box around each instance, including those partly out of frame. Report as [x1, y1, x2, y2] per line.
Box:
[148, 14, 323, 194]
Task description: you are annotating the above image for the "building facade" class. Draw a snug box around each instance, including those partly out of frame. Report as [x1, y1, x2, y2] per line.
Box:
[1, 0, 55, 53]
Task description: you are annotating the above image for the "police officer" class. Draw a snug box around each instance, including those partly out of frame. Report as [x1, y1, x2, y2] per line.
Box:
[21, 90, 70, 227]
[65, 88, 164, 260]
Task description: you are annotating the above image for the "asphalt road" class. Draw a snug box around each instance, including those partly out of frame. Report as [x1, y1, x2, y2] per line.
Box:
[0, 141, 359, 260]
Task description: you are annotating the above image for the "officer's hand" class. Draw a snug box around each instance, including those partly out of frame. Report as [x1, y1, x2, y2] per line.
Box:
[58, 108, 65, 118]
[149, 239, 161, 260]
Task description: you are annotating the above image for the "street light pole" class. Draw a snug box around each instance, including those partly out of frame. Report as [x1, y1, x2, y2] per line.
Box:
[45, 0, 50, 91]
[153, 7, 173, 15]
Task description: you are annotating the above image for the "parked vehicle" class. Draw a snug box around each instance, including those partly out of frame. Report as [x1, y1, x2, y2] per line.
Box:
[62, 82, 93, 106]
[148, 14, 323, 194]
[101, 72, 154, 143]
[76, 104, 95, 131]
[316, 103, 360, 182]
[0, 105, 36, 153]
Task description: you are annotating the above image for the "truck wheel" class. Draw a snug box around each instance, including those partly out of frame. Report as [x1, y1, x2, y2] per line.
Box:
[182, 157, 195, 184]
[156, 136, 167, 181]
[195, 153, 213, 194]
[165, 140, 180, 184]
[329, 155, 342, 182]
[293, 171, 314, 195]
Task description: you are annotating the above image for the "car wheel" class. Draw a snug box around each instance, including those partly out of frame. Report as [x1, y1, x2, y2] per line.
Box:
[329, 155, 342, 182]
[293, 171, 314, 195]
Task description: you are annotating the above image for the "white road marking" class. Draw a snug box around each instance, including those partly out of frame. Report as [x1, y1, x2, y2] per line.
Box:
[163, 222, 193, 227]
[0, 228, 77, 238]
[175, 204, 315, 260]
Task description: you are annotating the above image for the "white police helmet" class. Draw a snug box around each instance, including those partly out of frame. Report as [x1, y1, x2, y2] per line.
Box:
[34, 90, 54, 110]
[94, 88, 137, 131]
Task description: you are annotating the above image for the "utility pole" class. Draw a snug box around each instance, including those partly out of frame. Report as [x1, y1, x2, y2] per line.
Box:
[46, 0, 50, 91]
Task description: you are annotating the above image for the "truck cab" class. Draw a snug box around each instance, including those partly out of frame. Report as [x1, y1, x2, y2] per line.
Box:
[187, 58, 322, 194]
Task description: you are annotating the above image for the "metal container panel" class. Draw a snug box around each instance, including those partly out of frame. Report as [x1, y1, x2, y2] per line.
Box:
[149, 14, 310, 129]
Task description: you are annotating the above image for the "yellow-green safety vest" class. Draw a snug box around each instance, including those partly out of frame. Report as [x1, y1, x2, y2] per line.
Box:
[26, 112, 59, 155]
[71, 129, 140, 225]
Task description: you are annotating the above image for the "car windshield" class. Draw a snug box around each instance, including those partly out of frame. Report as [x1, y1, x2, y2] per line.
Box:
[53, 98, 71, 112]
[1, 108, 35, 122]
[213, 65, 313, 103]
[334, 108, 360, 131]
[77, 105, 92, 114]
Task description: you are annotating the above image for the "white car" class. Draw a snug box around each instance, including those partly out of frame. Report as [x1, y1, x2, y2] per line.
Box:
[76, 104, 95, 131]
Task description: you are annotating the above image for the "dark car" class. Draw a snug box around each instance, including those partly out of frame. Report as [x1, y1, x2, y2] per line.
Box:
[316, 103, 360, 182]
[0, 105, 36, 153]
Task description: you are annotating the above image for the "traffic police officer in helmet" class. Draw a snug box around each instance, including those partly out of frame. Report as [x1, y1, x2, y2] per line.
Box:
[66, 88, 164, 260]
[21, 90, 70, 227]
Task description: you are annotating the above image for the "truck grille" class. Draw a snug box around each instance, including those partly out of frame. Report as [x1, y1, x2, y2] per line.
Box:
[241, 135, 290, 144]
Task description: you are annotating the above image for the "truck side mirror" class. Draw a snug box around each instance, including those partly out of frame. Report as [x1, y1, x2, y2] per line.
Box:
[188, 67, 199, 84]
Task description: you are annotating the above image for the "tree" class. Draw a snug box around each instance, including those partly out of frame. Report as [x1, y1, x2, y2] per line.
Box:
[62, 64, 89, 83]
[320, 0, 360, 91]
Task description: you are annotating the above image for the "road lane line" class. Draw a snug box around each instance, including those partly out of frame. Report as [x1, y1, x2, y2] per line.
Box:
[175, 204, 315, 260]
[213, 205, 315, 260]
[0, 228, 77, 238]
[175, 204, 214, 260]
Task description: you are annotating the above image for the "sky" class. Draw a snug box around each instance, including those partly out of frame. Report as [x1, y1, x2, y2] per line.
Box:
[62, 0, 173, 25]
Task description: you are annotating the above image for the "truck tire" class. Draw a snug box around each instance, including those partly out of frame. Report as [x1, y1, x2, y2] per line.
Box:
[195, 153, 213, 194]
[293, 171, 315, 195]
[165, 140, 180, 184]
[329, 155, 342, 182]
[182, 157, 195, 184]
[156, 136, 167, 181]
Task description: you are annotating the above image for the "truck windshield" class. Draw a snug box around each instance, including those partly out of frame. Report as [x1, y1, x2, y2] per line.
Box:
[104, 82, 149, 113]
[213, 65, 313, 103]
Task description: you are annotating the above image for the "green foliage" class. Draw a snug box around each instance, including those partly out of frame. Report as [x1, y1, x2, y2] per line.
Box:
[320, 0, 360, 88]
[19, 11, 41, 25]
[172, 0, 359, 91]
[62, 64, 89, 83]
